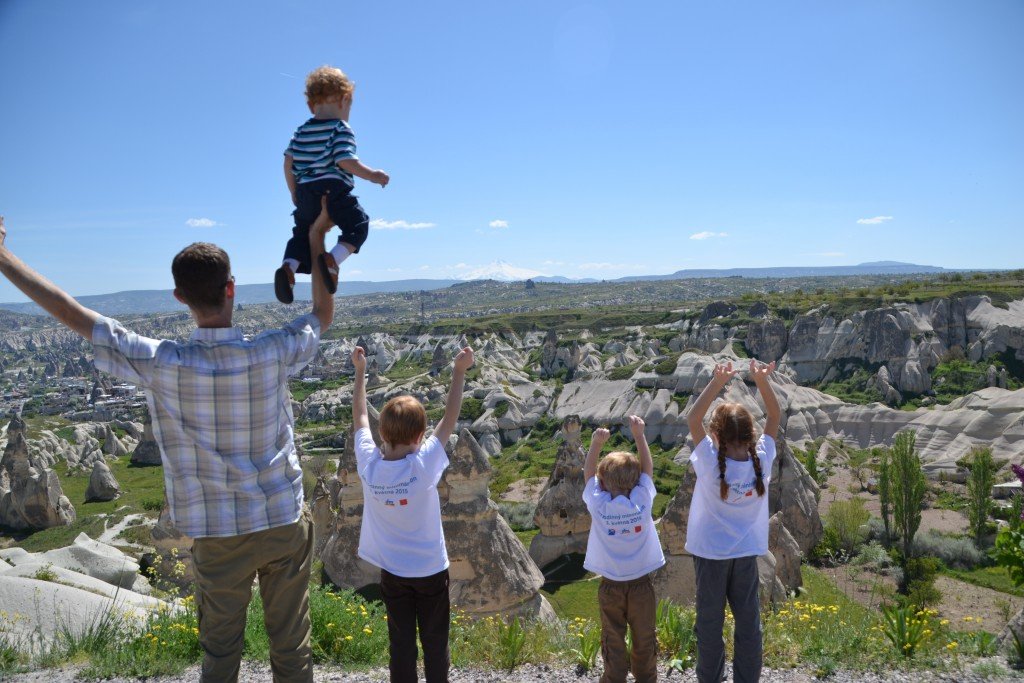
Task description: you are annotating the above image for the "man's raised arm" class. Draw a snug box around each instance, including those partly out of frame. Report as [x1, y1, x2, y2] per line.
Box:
[308, 201, 335, 331]
[0, 216, 100, 339]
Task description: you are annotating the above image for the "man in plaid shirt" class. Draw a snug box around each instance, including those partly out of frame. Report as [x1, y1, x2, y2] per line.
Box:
[0, 203, 335, 683]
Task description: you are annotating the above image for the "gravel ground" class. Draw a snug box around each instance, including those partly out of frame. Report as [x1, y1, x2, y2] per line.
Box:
[5, 660, 1023, 683]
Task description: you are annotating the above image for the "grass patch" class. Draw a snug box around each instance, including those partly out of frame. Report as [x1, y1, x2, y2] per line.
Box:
[941, 565, 1024, 598]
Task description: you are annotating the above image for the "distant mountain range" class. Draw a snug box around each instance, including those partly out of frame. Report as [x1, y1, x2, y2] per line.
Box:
[0, 261, 954, 317]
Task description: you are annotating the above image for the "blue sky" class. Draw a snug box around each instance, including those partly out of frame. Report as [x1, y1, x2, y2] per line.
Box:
[0, 1, 1021, 300]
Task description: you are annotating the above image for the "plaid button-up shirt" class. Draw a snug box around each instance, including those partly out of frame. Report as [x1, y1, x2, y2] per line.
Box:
[92, 313, 321, 538]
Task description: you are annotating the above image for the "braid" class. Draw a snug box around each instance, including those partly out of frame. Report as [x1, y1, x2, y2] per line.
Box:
[718, 447, 729, 500]
[750, 442, 766, 497]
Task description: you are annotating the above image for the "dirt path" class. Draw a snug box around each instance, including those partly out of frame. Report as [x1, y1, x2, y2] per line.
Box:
[823, 564, 1022, 635]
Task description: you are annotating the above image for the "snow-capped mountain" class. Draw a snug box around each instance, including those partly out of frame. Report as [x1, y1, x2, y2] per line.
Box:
[459, 260, 549, 282]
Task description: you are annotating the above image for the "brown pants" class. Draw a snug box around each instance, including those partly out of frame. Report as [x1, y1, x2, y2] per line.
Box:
[598, 574, 658, 683]
[192, 510, 314, 683]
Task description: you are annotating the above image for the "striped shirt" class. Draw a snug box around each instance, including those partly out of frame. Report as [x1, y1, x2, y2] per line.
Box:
[91, 314, 321, 538]
[285, 117, 359, 189]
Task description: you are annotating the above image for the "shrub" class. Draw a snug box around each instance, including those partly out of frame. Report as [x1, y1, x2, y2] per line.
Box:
[654, 357, 678, 375]
[825, 497, 870, 555]
[902, 557, 942, 609]
[853, 541, 894, 570]
[911, 530, 985, 570]
[966, 446, 995, 547]
[497, 501, 537, 531]
[880, 604, 933, 658]
[493, 401, 510, 418]
[460, 398, 485, 421]
[991, 527, 1024, 588]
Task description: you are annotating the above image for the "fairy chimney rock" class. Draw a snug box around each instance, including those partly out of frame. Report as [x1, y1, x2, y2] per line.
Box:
[441, 429, 556, 621]
[130, 413, 162, 466]
[528, 415, 590, 568]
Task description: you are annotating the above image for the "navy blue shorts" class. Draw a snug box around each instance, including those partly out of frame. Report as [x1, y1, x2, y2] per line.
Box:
[282, 178, 369, 273]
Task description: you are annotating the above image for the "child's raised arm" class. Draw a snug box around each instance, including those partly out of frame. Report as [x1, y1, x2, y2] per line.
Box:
[749, 359, 780, 440]
[351, 347, 370, 432]
[434, 347, 473, 444]
[687, 362, 738, 444]
[584, 428, 610, 481]
[628, 415, 653, 478]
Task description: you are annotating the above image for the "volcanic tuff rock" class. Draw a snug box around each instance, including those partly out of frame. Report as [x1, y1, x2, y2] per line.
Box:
[85, 459, 120, 502]
[130, 413, 162, 466]
[319, 405, 384, 591]
[0, 416, 76, 530]
[528, 415, 590, 569]
[439, 429, 556, 621]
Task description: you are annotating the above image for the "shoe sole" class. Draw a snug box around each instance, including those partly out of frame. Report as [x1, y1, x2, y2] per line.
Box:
[274, 267, 294, 304]
[317, 254, 339, 295]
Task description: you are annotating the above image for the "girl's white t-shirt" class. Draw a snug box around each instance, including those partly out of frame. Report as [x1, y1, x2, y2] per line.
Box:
[582, 473, 666, 581]
[355, 427, 450, 577]
[684, 434, 776, 560]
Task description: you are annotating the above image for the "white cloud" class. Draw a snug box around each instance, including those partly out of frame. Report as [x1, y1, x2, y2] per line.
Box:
[542, 260, 566, 266]
[815, 251, 845, 257]
[489, 219, 509, 229]
[856, 215, 893, 225]
[453, 263, 471, 270]
[420, 265, 431, 271]
[386, 267, 402, 273]
[370, 219, 436, 230]
[689, 231, 728, 240]
[348, 269, 363, 275]
[186, 218, 219, 228]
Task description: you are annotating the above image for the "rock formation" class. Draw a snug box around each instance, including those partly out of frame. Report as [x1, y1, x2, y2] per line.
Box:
[0, 415, 76, 530]
[767, 435, 823, 555]
[319, 406, 385, 590]
[440, 429, 556, 621]
[528, 415, 590, 569]
[130, 413, 162, 466]
[85, 460, 120, 502]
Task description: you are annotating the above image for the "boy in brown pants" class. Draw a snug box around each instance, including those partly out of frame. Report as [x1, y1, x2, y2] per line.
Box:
[583, 415, 666, 683]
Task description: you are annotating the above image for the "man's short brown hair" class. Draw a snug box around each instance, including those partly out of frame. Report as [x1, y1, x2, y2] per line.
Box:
[597, 451, 641, 496]
[379, 395, 427, 446]
[305, 65, 354, 107]
[171, 242, 230, 313]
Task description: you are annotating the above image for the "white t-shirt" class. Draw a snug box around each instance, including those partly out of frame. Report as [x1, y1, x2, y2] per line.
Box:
[355, 427, 449, 577]
[583, 473, 666, 581]
[684, 434, 776, 560]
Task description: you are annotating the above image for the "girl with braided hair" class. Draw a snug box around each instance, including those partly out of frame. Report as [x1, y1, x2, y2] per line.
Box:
[684, 359, 780, 683]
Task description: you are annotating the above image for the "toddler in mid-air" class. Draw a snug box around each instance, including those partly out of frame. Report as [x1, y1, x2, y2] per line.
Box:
[276, 65, 389, 303]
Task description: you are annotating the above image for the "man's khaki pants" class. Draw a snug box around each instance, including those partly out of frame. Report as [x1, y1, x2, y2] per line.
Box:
[192, 511, 313, 683]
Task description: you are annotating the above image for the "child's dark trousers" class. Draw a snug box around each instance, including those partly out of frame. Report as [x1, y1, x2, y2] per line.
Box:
[282, 179, 369, 273]
[380, 568, 450, 683]
[598, 573, 658, 683]
[693, 554, 762, 683]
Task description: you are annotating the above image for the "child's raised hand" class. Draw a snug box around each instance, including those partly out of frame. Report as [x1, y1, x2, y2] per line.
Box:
[453, 347, 474, 373]
[371, 170, 390, 188]
[749, 359, 776, 382]
[351, 346, 367, 373]
[627, 415, 646, 439]
[712, 362, 738, 385]
[591, 427, 611, 447]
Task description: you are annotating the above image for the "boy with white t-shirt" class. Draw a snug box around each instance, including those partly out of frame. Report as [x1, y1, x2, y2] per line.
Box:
[351, 345, 473, 683]
[583, 415, 666, 683]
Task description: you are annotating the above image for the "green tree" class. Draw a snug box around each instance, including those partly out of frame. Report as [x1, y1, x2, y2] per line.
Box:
[825, 497, 871, 556]
[848, 448, 871, 491]
[965, 446, 994, 547]
[878, 447, 893, 547]
[891, 430, 925, 592]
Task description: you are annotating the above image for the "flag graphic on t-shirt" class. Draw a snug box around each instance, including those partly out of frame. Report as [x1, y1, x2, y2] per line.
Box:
[399, 499, 408, 506]
[635, 525, 643, 533]
[385, 500, 395, 507]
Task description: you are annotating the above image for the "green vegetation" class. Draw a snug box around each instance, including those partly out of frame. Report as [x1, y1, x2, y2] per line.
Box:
[941, 565, 1024, 598]
[459, 397, 485, 421]
[966, 447, 994, 547]
[289, 377, 348, 402]
[891, 430, 926, 591]
[819, 367, 885, 405]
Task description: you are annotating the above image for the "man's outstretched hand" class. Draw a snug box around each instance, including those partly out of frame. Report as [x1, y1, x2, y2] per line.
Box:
[0, 215, 7, 248]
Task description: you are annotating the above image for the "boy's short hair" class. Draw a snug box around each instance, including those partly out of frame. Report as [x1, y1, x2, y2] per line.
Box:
[597, 451, 641, 494]
[305, 65, 354, 107]
[171, 242, 230, 314]
[379, 395, 427, 446]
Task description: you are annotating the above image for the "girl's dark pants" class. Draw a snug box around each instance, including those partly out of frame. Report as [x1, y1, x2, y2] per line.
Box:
[693, 555, 762, 683]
